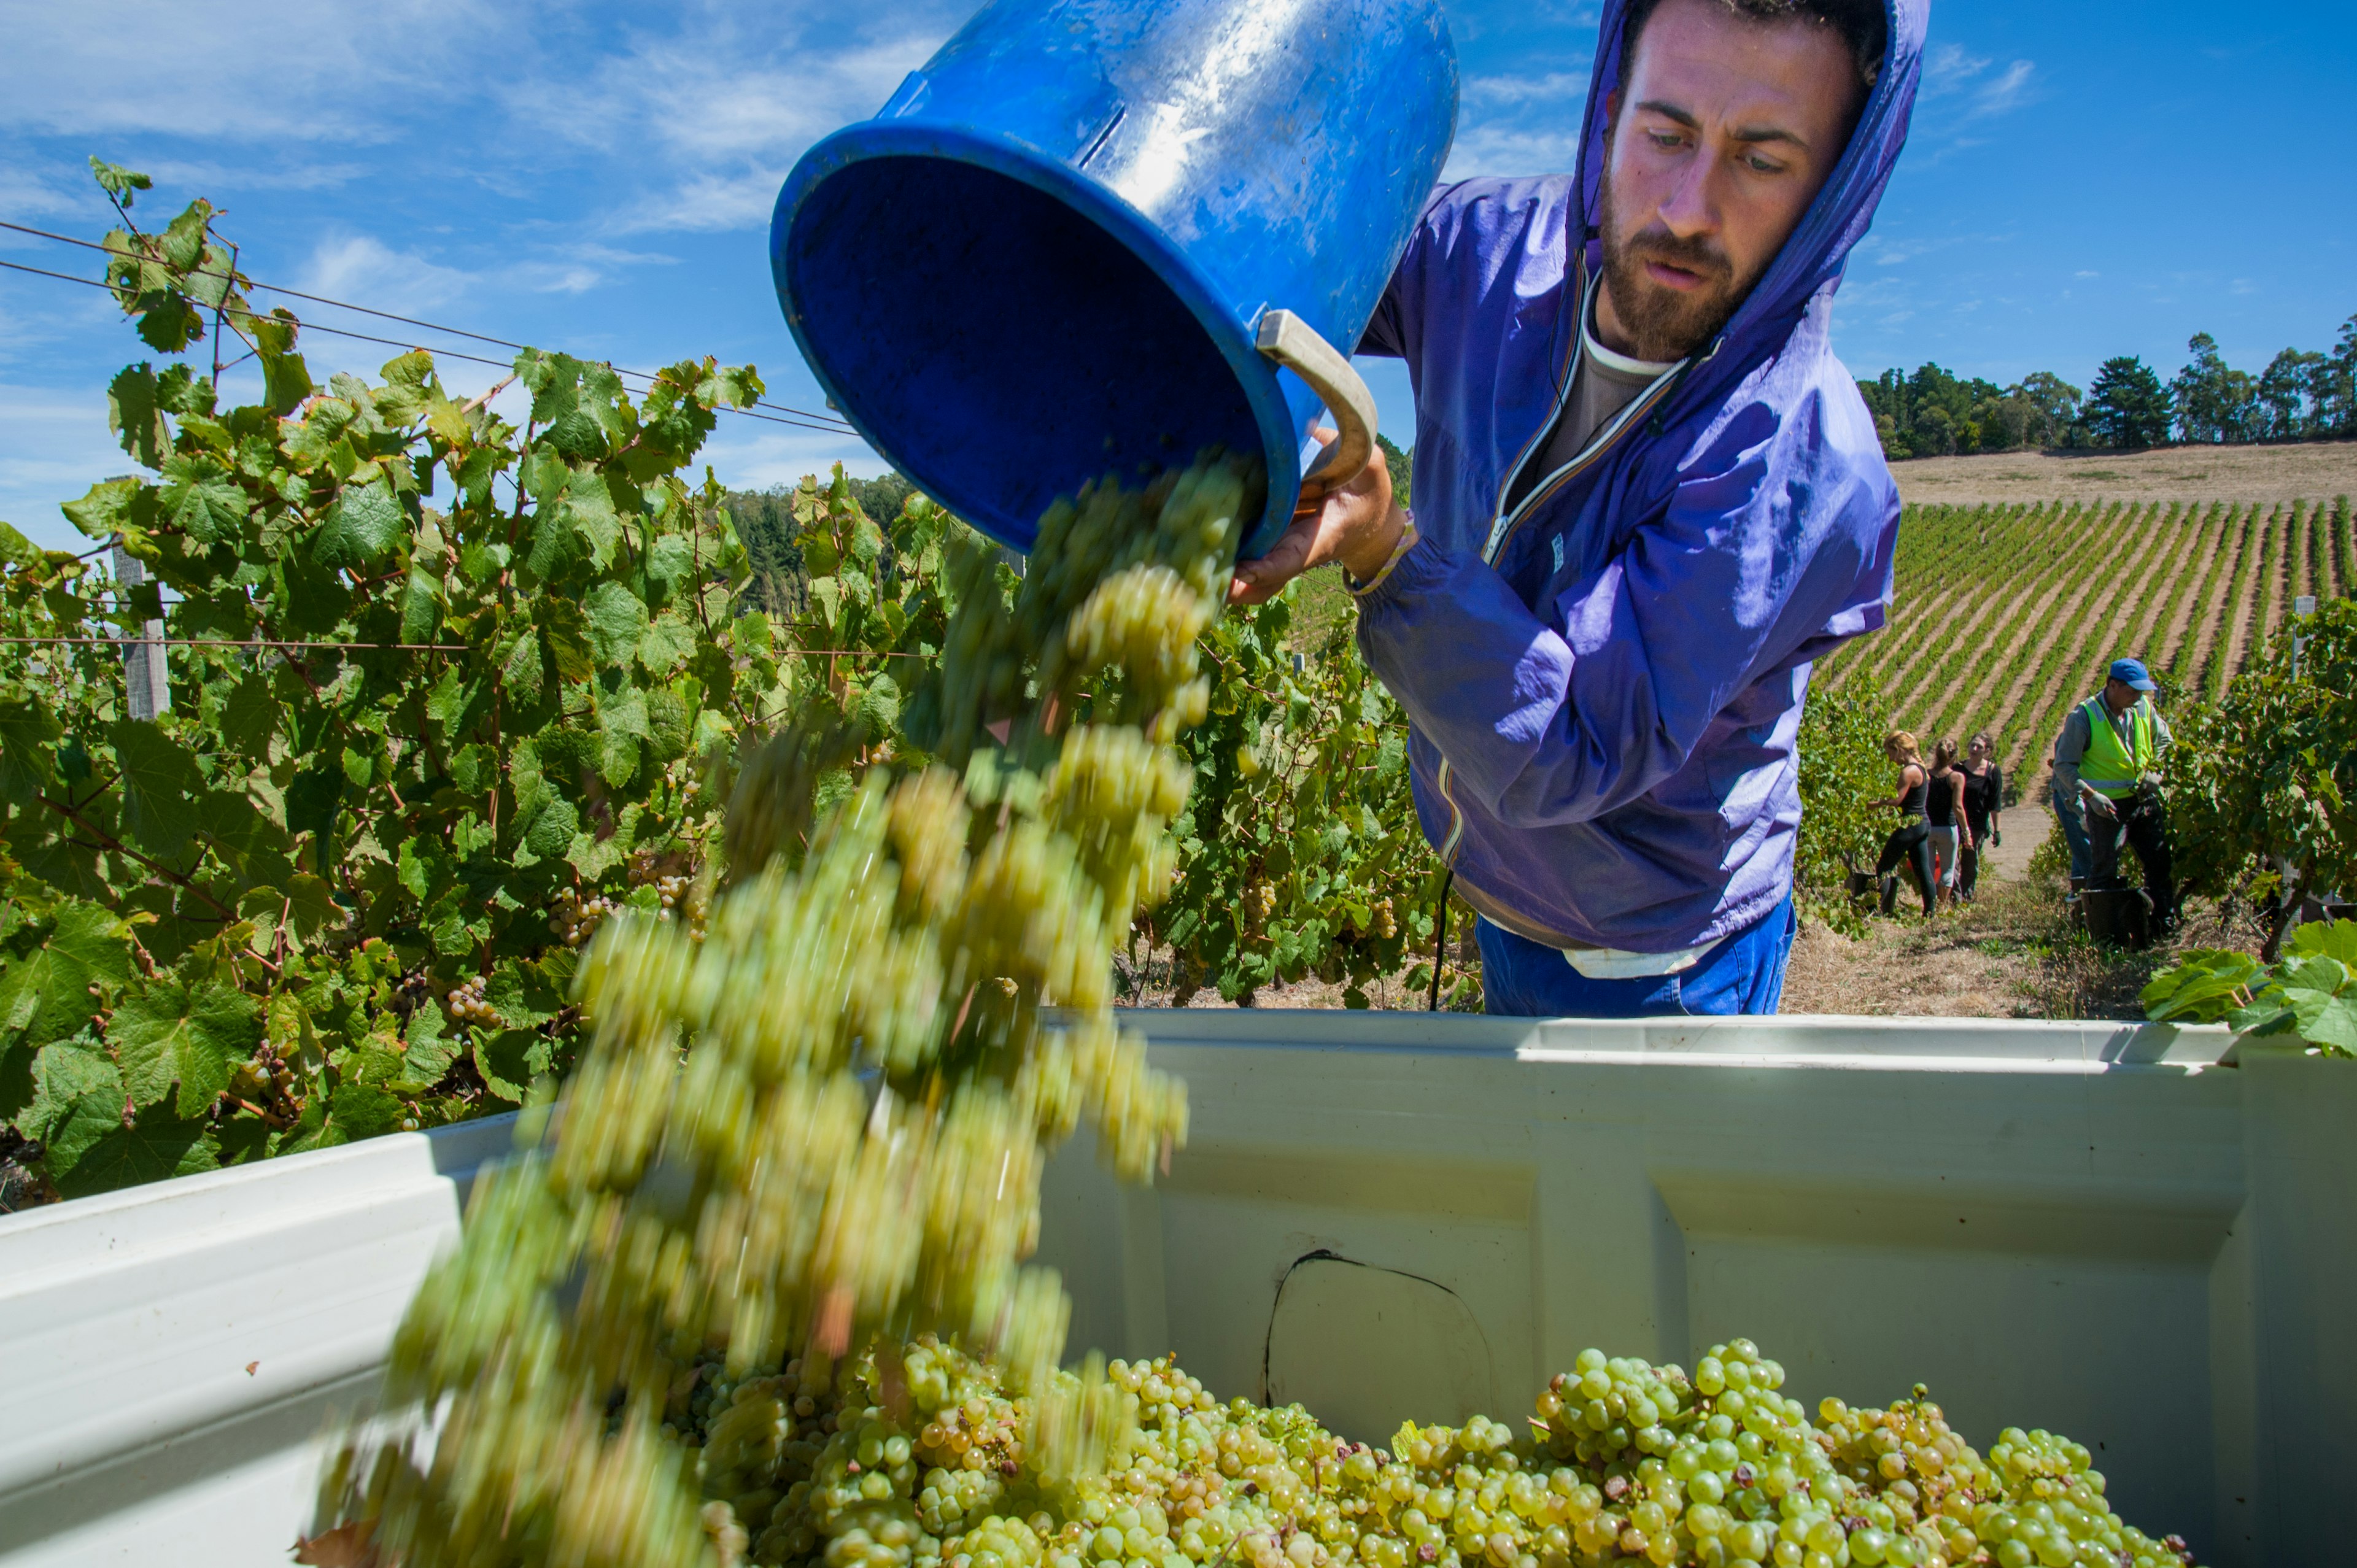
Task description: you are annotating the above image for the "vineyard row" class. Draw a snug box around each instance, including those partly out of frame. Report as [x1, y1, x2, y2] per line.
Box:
[1824, 494, 2355, 794]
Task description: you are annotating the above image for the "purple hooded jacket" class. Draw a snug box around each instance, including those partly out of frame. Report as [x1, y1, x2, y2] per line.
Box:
[1353, 0, 1925, 953]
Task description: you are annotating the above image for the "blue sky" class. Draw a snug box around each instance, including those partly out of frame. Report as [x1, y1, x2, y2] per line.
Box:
[3, 0, 2352, 551]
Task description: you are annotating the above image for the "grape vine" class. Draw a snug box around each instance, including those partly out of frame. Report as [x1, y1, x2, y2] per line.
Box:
[0, 162, 773, 1197]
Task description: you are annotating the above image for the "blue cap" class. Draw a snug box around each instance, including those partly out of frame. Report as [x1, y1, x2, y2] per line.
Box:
[2109, 658, 2157, 692]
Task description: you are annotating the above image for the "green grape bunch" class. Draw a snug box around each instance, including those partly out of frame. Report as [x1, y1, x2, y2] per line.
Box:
[582, 1335, 2205, 1568]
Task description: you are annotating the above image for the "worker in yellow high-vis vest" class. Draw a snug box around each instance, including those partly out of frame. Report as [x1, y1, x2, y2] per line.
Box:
[2051, 657, 2175, 930]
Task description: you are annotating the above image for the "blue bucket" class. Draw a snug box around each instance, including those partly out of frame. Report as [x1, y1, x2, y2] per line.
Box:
[771, 0, 1457, 559]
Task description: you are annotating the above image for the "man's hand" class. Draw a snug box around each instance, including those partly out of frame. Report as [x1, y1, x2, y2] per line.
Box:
[1229, 428, 1408, 606]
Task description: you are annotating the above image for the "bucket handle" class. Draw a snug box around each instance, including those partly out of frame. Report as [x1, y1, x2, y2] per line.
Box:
[1255, 309, 1379, 496]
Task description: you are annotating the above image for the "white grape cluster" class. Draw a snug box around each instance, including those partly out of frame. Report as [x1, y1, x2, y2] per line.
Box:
[676, 1338, 2202, 1568]
[630, 849, 705, 927]
[550, 886, 619, 948]
[321, 454, 1258, 1566]
[446, 973, 500, 1027]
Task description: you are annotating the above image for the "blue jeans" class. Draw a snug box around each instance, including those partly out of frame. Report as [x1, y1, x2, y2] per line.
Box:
[1476, 895, 1797, 1018]
[2052, 792, 2091, 882]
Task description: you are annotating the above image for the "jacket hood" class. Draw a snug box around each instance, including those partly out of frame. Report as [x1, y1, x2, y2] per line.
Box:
[1573, 0, 1925, 392]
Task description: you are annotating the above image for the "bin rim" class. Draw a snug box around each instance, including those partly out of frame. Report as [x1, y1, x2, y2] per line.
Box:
[770, 118, 1306, 561]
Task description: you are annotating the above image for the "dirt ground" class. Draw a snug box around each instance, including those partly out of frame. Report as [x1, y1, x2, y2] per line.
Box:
[1890, 441, 2357, 506]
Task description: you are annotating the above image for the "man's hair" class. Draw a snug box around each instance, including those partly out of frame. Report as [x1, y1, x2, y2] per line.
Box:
[1622, 0, 1887, 93]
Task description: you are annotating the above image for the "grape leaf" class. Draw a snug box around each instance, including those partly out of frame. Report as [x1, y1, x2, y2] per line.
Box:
[584, 581, 649, 666]
[525, 797, 579, 859]
[314, 482, 406, 569]
[109, 363, 172, 469]
[330, 1077, 403, 1141]
[108, 719, 206, 858]
[157, 454, 250, 545]
[540, 597, 595, 683]
[57, 1108, 220, 1196]
[0, 899, 134, 1062]
[0, 693, 63, 806]
[20, 1038, 127, 1176]
[114, 976, 265, 1116]
[475, 1029, 536, 1103]
[2289, 919, 2357, 967]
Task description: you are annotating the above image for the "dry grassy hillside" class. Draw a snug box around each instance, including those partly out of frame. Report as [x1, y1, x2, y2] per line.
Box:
[1889, 440, 2357, 505]
[1824, 489, 2355, 800]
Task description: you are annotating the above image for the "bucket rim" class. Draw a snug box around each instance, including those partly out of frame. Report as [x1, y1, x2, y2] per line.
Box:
[770, 119, 1306, 561]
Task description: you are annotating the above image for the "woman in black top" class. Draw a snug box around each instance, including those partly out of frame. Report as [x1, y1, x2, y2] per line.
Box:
[1958, 732, 2003, 902]
[1873, 731, 1936, 917]
[1926, 738, 1971, 911]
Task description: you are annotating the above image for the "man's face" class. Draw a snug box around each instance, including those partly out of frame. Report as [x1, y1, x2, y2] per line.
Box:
[1596, 0, 1864, 361]
[2105, 678, 2140, 711]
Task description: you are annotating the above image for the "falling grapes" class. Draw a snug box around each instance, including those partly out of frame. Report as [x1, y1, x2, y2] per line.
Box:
[312, 453, 1260, 1566]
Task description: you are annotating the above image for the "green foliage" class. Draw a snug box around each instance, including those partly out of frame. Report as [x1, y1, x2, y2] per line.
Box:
[2170, 322, 2357, 444]
[1860, 309, 2357, 458]
[2166, 598, 2357, 956]
[2170, 333, 2261, 445]
[1376, 433, 1414, 507]
[2143, 921, 2357, 1055]
[1793, 673, 1892, 936]
[1857, 363, 2070, 458]
[0, 166, 768, 1195]
[1148, 589, 1464, 1008]
[2083, 356, 2173, 450]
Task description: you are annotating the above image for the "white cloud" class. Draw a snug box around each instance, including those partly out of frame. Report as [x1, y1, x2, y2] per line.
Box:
[1444, 68, 1589, 178]
[1463, 71, 1589, 109]
[1921, 43, 1991, 97]
[514, 21, 950, 236]
[0, 0, 511, 142]
[0, 163, 103, 222]
[620, 169, 797, 236]
[1444, 122, 1587, 178]
[0, 384, 122, 552]
[1971, 61, 2036, 118]
[300, 233, 476, 317]
[142, 159, 370, 195]
[1918, 45, 2037, 122]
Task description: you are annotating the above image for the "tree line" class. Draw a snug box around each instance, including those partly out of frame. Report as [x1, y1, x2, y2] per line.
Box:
[1859, 312, 2357, 458]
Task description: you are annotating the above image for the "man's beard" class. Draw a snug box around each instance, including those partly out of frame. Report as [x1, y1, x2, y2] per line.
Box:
[1596, 183, 1760, 362]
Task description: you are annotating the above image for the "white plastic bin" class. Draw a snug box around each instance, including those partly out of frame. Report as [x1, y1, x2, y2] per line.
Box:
[7, 1011, 2345, 1568]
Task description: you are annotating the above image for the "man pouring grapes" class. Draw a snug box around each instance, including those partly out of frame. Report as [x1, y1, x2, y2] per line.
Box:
[1231, 0, 1919, 1016]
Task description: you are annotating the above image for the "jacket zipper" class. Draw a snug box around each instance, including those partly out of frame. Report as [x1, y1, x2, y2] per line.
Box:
[1482, 269, 1693, 566]
[1482, 260, 1593, 563]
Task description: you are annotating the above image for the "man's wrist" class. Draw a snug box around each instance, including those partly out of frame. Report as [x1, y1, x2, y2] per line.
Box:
[1336, 501, 1410, 582]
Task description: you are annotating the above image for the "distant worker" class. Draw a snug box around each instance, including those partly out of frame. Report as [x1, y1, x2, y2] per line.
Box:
[1873, 732, 1936, 918]
[2046, 751, 2092, 905]
[1231, 0, 1922, 1015]
[1925, 737, 1969, 911]
[1957, 732, 2003, 903]
[2053, 658, 2175, 931]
